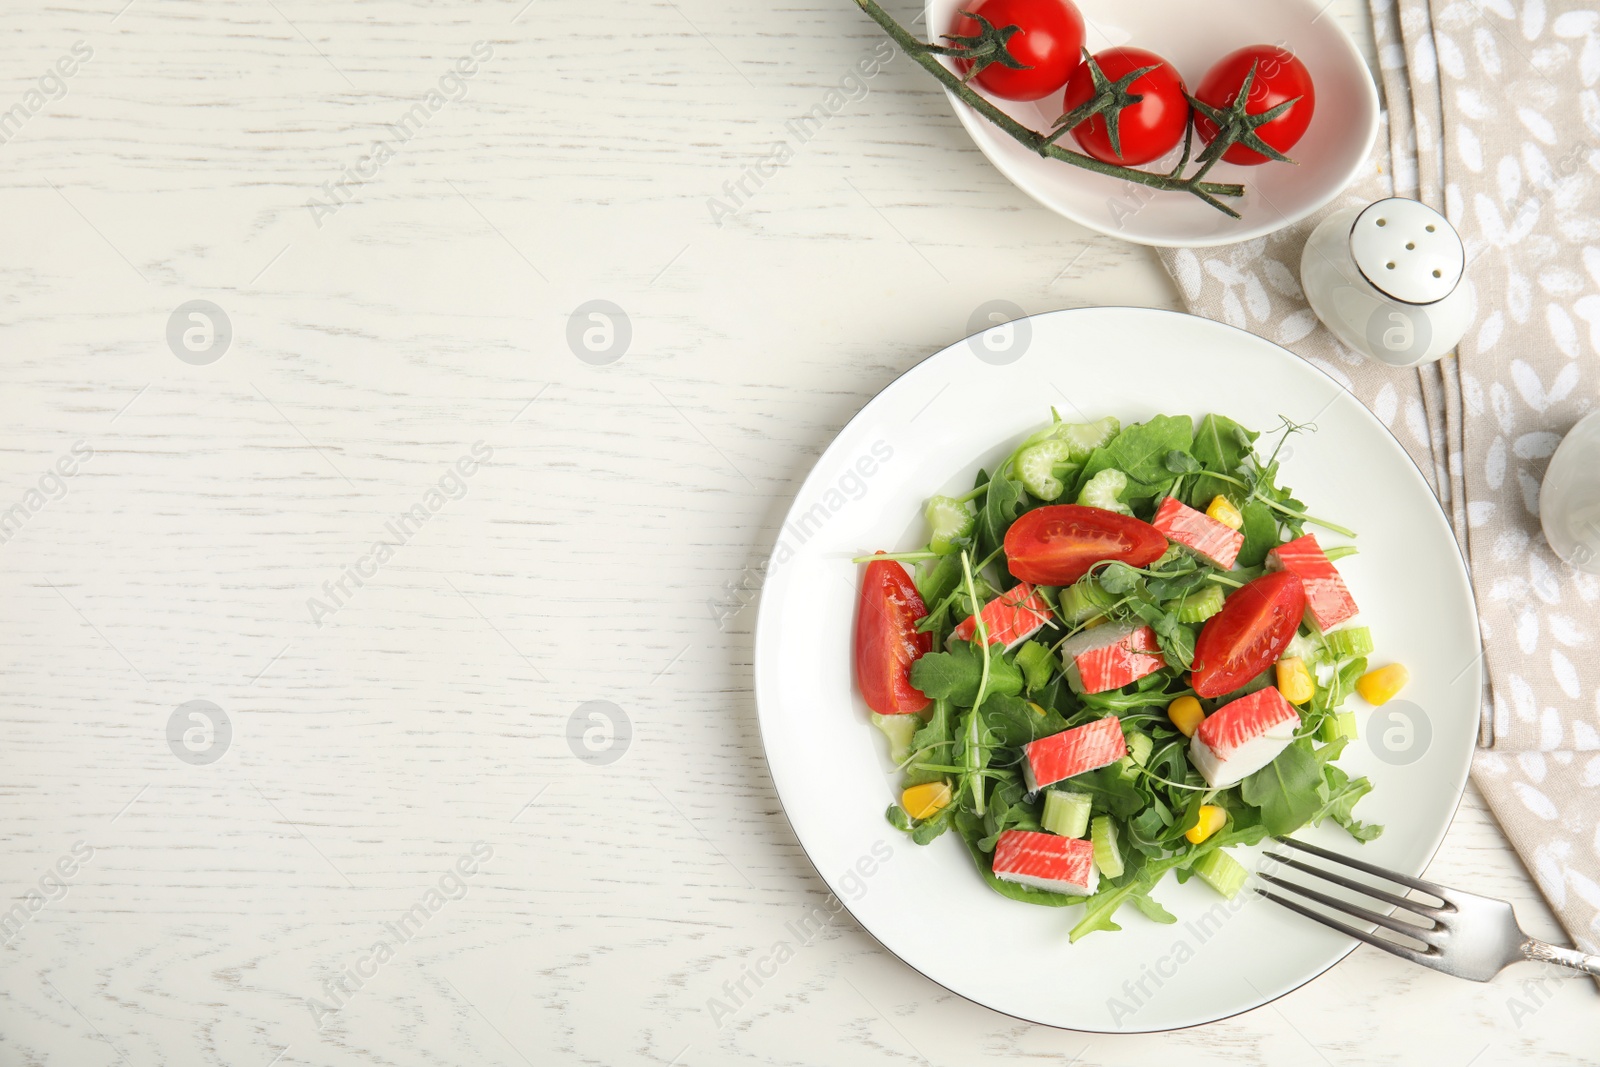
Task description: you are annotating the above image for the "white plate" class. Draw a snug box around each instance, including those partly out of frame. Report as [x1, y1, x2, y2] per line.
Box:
[921, 0, 1380, 247]
[754, 307, 1481, 1032]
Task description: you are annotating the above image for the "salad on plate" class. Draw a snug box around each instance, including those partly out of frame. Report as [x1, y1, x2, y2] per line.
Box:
[853, 411, 1410, 940]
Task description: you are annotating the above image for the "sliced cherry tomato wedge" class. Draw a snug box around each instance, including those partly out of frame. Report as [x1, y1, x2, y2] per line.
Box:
[950, 0, 1087, 102]
[1190, 570, 1307, 698]
[854, 555, 933, 715]
[1192, 44, 1316, 166]
[1003, 504, 1167, 586]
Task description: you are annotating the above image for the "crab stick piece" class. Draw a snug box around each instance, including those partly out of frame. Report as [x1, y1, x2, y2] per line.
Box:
[1266, 534, 1358, 630]
[1152, 496, 1245, 570]
[1059, 623, 1167, 694]
[1189, 686, 1300, 789]
[991, 830, 1099, 896]
[951, 582, 1052, 651]
[1022, 716, 1127, 791]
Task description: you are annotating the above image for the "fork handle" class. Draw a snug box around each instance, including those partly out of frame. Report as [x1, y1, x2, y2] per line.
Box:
[1521, 938, 1600, 977]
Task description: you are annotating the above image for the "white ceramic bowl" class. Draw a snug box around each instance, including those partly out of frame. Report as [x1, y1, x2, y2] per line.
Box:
[922, 0, 1380, 247]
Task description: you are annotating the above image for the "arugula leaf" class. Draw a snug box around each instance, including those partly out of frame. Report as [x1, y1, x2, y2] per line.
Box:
[1191, 414, 1259, 506]
[1193, 414, 1258, 472]
[1129, 801, 1172, 842]
[1073, 763, 1148, 818]
[909, 640, 1022, 706]
[1068, 851, 1185, 941]
[1069, 802, 1272, 941]
[1116, 593, 1194, 670]
[1163, 450, 1203, 475]
[910, 803, 954, 845]
[1104, 415, 1196, 486]
[1240, 740, 1323, 836]
[1151, 614, 1196, 671]
[1097, 561, 1141, 595]
[1130, 889, 1177, 924]
[1145, 566, 1208, 602]
[1078, 685, 1175, 715]
[915, 553, 962, 610]
[1235, 499, 1280, 567]
[1305, 737, 1382, 841]
[902, 699, 952, 787]
[1312, 763, 1383, 842]
[981, 691, 1062, 746]
[975, 468, 1026, 562]
[1076, 416, 1195, 507]
[977, 774, 1043, 850]
[1014, 640, 1057, 692]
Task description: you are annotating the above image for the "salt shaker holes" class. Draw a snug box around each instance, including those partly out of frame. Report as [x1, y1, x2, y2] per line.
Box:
[1299, 197, 1473, 367]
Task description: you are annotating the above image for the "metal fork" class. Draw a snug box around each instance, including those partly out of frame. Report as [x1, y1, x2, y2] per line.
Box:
[1256, 836, 1600, 980]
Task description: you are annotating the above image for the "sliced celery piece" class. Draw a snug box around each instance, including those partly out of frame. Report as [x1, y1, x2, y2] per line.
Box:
[1042, 789, 1093, 839]
[1169, 583, 1225, 624]
[1324, 626, 1375, 660]
[1193, 847, 1249, 899]
[924, 495, 975, 556]
[1058, 578, 1115, 624]
[1090, 815, 1124, 878]
[1282, 631, 1324, 665]
[1016, 440, 1075, 501]
[870, 712, 918, 765]
[1058, 416, 1120, 462]
[1077, 468, 1133, 515]
[1318, 710, 1358, 743]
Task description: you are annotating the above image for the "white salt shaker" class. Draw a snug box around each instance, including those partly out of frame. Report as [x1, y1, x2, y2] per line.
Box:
[1300, 197, 1472, 367]
[1541, 411, 1600, 575]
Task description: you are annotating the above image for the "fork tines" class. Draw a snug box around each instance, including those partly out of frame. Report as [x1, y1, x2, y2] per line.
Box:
[1255, 836, 1453, 966]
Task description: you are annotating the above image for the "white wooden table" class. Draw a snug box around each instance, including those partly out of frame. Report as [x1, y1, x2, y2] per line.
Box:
[0, 2, 1591, 1064]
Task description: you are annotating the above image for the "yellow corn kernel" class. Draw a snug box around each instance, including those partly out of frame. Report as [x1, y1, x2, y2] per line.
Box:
[1083, 614, 1107, 629]
[1356, 663, 1410, 706]
[1275, 657, 1315, 705]
[1185, 805, 1227, 845]
[1167, 695, 1206, 737]
[1027, 702, 1048, 718]
[1206, 495, 1244, 530]
[901, 781, 952, 821]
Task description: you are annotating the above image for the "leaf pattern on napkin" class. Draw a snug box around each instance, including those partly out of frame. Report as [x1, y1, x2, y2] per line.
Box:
[1156, 0, 1600, 957]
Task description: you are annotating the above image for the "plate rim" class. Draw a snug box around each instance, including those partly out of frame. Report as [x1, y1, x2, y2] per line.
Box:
[920, 0, 1382, 248]
[752, 305, 1482, 1032]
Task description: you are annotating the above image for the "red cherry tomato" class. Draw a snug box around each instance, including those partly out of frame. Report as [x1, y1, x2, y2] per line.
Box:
[1190, 571, 1307, 698]
[1061, 47, 1189, 166]
[950, 0, 1086, 102]
[1003, 505, 1167, 586]
[854, 555, 933, 715]
[1193, 44, 1316, 166]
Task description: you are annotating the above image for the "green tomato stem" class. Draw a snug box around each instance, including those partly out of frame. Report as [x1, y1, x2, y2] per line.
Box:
[848, 0, 1246, 215]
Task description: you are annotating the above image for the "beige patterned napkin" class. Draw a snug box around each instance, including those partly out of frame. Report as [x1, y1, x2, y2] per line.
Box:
[1156, 0, 1600, 956]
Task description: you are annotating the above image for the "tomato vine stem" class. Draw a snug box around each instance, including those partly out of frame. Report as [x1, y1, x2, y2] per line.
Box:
[850, 0, 1248, 218]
